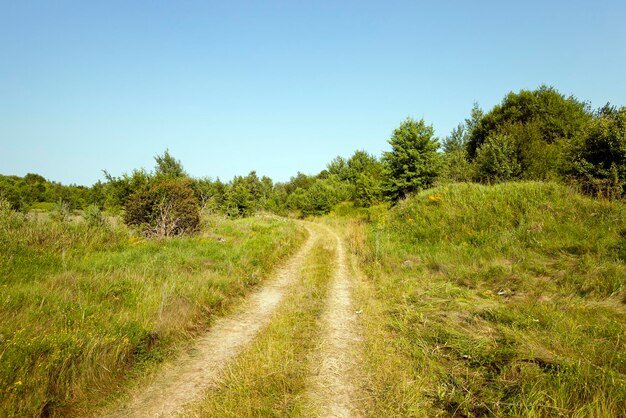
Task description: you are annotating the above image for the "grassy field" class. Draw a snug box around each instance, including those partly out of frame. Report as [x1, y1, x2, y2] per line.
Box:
[341, 182, 626, 416]
[0, 208, 305, 417]
[3, 181, 625, 417]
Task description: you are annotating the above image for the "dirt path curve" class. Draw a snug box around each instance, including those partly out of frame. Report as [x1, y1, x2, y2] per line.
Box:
[102, 224, 318, 418]
[308, 224, 361, 417]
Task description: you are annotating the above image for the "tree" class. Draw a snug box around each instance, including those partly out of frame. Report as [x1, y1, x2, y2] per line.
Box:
[284, 172, 316, 195]
[442, 123, 467, 154]
[347, 150, 382, 180]
[465, 102, 484, 138]
[466, 86, 591, 160]
[354, 173, 382, 207]
[103, 169, 151, 211]
[382, 117, 442, 201]
[224, 177, 255, 217]
[463, 86, 592, 182]
[154, 149, 186, 178]
[569, 105, 626, 198]
[326, 156, 350, 181]
[345, 150, 383, 206]
[297, 178, 346, 216]
[441, 124, 473, 182]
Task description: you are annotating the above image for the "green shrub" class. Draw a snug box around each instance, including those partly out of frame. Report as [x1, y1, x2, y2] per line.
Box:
[124, 178, 200, 237]
[224, 183, 255, 218]
[29, 202, 55, 211]
[353, 173, 383, 207]
[474, 132, 521, 183]
[84, 204, 105, 228]
[570, 106, 626, 199]
[50, 201, 71, 223]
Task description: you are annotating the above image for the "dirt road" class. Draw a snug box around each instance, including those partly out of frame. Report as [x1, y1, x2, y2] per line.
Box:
[101, 221, 360, 417]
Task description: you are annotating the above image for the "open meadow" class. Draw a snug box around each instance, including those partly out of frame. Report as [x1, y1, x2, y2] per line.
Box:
[0, 207, 304, 416]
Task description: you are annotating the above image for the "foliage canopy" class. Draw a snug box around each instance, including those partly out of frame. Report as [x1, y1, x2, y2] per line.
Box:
[382, 117, 441, 201]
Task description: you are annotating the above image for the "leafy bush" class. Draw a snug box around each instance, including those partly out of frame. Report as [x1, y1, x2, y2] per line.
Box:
[474, 132, 522, 182]
[353, 173, 382, 207]
[570, 105, 626, 199]
[124, 178, 200, 237]
[224, 182, 255, 218]
[441, 149, 474, 183]
[467, 85, 591, 159]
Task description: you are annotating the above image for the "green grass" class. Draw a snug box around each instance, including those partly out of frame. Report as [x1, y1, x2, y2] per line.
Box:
[0, 209, 305, 417]
[342, 181, 626, 416]
[188, 226, 335, 417]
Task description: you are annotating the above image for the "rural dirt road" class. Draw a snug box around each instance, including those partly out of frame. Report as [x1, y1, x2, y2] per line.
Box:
[307, 225, 361, 417]
[101, 221, 361, 418]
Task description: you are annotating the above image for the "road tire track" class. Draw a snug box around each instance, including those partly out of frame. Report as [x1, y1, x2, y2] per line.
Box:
[307, 224, 361, 417]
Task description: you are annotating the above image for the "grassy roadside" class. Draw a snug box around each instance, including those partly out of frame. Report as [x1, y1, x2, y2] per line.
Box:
[187, 225, 335, 417]
[0, 209, 305, 417]
[323, 216, 435, 416]
[337, 182, 626, 416]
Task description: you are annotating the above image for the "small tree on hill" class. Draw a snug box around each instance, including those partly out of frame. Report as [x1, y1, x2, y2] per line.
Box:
[466, 86, 591, 182]
[382, 117, 441, 201]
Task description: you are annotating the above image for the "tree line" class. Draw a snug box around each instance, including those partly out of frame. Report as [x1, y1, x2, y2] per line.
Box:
[1, 85, 624, 236]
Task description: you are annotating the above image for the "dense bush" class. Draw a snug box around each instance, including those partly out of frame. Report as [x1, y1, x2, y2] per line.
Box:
[0, 173, 96, 212]
[467, 85, 591, 159]
[124, 178, 200, 237]
[464, 86, 591, 184]
[474, 132, 522, 182]
[224, 182, 255, 218]
[353, 173, 382, 207]
[569, 105, 626, 198]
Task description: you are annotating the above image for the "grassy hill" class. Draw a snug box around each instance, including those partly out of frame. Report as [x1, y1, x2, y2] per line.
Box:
[346, 182, 625, 416]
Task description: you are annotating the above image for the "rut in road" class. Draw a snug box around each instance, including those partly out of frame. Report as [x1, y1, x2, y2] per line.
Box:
[101, 225, 318, 418]
[307, 224, 361, 417]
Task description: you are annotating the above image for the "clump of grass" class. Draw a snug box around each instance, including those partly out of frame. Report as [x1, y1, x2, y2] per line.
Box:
[0, 209, 305, 417]
[341, 181, 626, 415]
[83, 204, 105, 228]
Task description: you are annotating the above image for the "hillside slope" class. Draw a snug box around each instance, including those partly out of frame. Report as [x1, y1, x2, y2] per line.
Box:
[349, 182, 625, 416]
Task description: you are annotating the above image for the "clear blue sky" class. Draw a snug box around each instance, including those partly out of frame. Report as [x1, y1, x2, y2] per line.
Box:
[1, 1, 625, 186]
